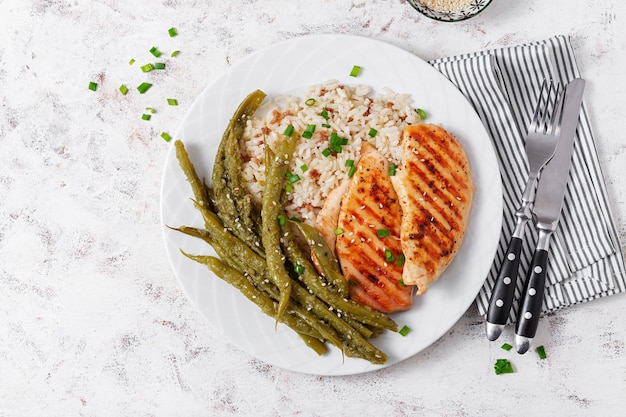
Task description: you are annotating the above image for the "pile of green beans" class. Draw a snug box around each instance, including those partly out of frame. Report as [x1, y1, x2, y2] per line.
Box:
[171, 90, 397, 365]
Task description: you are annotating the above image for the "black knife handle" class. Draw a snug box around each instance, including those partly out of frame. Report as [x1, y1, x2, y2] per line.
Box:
[515, 248, 548, 341]
[487, 237, 523, 327]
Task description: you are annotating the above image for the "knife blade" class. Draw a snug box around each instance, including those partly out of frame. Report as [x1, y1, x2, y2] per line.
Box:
[514, 78, 586, 354]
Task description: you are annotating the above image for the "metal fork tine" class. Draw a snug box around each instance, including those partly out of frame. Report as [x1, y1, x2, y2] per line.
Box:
[547, 83, 565, 136]
[529, 79, 547, 131]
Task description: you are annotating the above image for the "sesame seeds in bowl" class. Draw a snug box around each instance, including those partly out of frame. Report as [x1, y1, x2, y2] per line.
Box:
[407, 0, 493, 22]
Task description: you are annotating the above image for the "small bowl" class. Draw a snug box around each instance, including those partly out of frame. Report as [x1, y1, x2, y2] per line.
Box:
[407, 0, 493, 22]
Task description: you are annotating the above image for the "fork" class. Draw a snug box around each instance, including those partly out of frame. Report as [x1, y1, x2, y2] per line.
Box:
[485, 80, 565, 341]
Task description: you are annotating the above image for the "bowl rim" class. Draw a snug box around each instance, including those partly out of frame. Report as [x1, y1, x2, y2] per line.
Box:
[408, 0, 493, 23]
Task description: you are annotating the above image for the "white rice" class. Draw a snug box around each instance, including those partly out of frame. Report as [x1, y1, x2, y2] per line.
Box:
[240, 80, 421, 224]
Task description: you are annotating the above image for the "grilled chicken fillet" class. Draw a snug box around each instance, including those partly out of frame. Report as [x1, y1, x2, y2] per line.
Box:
[391, 124, 473, 295]
[334, 143, 413, 313]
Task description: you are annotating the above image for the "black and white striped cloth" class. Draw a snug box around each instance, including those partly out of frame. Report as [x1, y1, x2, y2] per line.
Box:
[429, 35, 626, 323]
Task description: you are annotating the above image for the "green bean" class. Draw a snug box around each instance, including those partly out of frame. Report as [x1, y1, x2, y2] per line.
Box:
[291, 221, 349, 297]
[280, 229, 398, 331]
[174, 140, 212, 220]
[211, 90, 266, 255]
[261, 135, 297, 323]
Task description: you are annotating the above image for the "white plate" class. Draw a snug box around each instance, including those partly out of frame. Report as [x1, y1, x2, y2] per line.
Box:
[160, 34, 502, 376]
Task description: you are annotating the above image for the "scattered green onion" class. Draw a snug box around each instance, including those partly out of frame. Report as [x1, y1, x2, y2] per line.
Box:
[277, 214, 286, 226]
[536, 345, 547, 359]
[284, 124, 295, 137]
[171, 50, 180, 57]
[160, 132, 172, 142]
[345, 159, 354, 167]
[168, 27, 178, 37]
[334, 228, 344, 235]
[377, 228, 389, 238]
[416, 108, 427, 120]
[167, 98, 178, 106]
[137, 82, 153, 94]
[322, 148, 332, 157]
[141, 113, 151, 121]
[149, 46, 162, 57]
[88, 81, 98, 91]
[396, 254, 405, 267]
[368, 127, 377, 137]
[294, 263, 305, 275]
[145, 107, 156, 114]
[321, 123, 331, 129]
[302, 131, 313, 139]
[389, 163, 396, 176]
[141, 63, 155, 73]
[289, 216, 302, 223]
[348, 279, 360, 287]
[494, 359, 514, 375]
[129, 58, 136, 65]
[384, 249, 395, 263]
[285, 183, 293, 193]
[119, 84, 129, 95]
[399, 325, 411, 336]
[501, 343, 513, 351]
[349, 65, 361, 77]
[321, 109, 330, 120]
[154, 62, 166, 70]
[348, 164, 357, 178]
[285, 172, 301, 184]
[398, 279, 405, 287]
[305, 98, 316, 106]
[300, 164, 308, 172]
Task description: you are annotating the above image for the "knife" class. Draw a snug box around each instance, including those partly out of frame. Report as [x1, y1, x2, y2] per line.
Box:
[514, 78, 586, 354]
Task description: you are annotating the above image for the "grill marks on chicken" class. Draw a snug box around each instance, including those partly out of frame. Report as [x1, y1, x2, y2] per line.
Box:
[335, 143, 413, 313]
[391, 124, 473, 295]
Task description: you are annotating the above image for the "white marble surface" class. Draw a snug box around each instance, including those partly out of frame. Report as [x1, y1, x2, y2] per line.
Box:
[1, 0, 625, 416]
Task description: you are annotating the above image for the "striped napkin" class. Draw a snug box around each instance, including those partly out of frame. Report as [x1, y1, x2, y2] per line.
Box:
[429, 35, 626, 323]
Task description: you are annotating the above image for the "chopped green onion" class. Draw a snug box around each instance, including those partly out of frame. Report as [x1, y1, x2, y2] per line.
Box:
[377, 228, 389, 238]
[154, 62, 166, 70]
[321, 109, 330, 120]
[349, 65, 361, 77]
[284, 124, 295, 137]
[399, 325, 411, 336]
[501, 343, 513, 351]
[536, 345, 547, 359]
[171, 50, 180, 57]
[416, 108, 427, 120]
[348, 279, 360, 287]
[300, 164, 308, 172]
[494, 359, 514, 375]
[129, 58, 136, 65]
[149, 46, 162, 57]
[289, 216, 302, 222]
[322, 148, 332, 157]
[348, 164, 357, 178]
[168, 27, 178, 37]
[145, 107, 156, 114]
[398, 279, 405, 287]
[321, 123, 331, 129]
[160, 132, 172, 142]
[384, 249, 395, 263]
[141, 63, 154, 73]
[141, 113, 151, 121]
[167, 98, 178, 106]
[345, 159, 354, 167]
[294, 263, 305, 275]
[305, 98, 316, 106]
[396, 254, 405, 267]
[302, 131, 313, 139]
[137, 82, 153, 94]
[285, 172, 301, 184]
[277, 214, 286, 226]
[305, 124, 316, 133]
[389, 163, 396, 176]
[368, 127, 377, 137]
[334, 228, 344, 235]
[285, 183, 293, 193]
[88, 81, 98, 91]
[119, 84, 129, 95]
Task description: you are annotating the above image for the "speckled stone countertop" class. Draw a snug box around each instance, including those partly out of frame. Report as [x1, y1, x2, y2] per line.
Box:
[1, 1, 625, 416]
